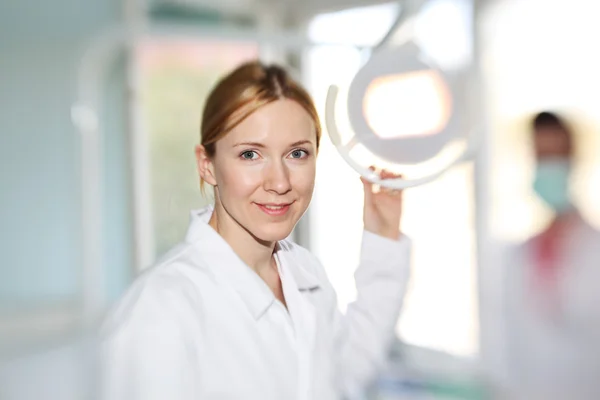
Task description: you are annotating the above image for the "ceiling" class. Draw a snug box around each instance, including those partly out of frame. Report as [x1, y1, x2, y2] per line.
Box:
[149, 0, 402, 26]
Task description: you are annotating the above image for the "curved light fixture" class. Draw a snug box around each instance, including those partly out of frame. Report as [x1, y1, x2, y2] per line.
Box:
[325, 12, 477, 189]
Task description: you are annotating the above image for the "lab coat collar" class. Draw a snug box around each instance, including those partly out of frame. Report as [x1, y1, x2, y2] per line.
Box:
[184, 205, 321, 319]
[275, 240, 321, 292]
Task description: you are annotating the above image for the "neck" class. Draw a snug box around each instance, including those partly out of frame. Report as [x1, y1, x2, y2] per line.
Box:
[554, 206, 578, 223]
[209, 201, 276, 274]
[547, 207, 578, 234]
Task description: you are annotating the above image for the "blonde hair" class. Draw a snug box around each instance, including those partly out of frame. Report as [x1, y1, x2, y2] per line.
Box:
[199, 61, 321, 190]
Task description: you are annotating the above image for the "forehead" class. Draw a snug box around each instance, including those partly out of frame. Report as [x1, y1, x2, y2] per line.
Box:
[222, 99, 315, 146]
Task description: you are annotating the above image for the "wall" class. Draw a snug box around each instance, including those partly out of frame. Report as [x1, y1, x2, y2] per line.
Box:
[0, 0, 131, 398]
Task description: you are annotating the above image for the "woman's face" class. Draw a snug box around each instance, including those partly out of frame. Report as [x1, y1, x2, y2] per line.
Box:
[201, 99, 317, 242]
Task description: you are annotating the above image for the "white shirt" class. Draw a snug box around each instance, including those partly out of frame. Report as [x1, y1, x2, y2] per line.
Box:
[99, 205, 411, 400]
[494, 215, 600, 399]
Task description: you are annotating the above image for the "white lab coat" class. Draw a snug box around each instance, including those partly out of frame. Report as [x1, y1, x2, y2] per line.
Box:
[498, 214, 600, 399]
[99, 205, 411, 400]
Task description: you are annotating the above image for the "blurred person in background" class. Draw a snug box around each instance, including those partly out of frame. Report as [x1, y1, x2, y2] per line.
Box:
[99, 61, 412, 400]
[502, 111, 600, 399]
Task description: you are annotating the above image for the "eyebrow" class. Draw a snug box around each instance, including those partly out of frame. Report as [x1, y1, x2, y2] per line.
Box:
[232, 140, 314, 148]
[232, 141, 266, 148]
[289, 140, 314, 147]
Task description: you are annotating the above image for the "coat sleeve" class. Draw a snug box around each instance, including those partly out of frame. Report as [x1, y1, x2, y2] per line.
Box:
[98, 273, 200, 400]
[326, 230, 411, 398]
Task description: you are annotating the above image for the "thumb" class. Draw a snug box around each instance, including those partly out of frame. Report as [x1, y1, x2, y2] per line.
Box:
[361, 175, 374, 205]
[362, 166, 379, 200]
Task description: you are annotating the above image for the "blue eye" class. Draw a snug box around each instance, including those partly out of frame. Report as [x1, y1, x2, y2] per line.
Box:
[290, 149, 308, 159]
[240, 151, 259, 160]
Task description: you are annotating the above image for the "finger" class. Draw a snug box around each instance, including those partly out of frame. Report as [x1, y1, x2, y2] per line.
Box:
[376, 170, 403, 196]
[379, 185, 402, 195]
[380, 169, 401, 180]
[360, 165, 376, 181]
[362, 179, 375, 205]
[361, 166, 377, 187]
[360, 174, 373, 189]
[361, 166, 378, 201]
[367, 165, 378, 178]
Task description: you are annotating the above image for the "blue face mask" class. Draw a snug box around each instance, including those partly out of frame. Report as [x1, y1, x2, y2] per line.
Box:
[533, 158, 572, 214]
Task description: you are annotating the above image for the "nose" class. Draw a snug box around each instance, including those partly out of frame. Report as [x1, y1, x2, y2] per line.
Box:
[263, 159, 292, 195]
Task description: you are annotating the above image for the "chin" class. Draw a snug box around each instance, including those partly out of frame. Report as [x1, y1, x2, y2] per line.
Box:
[249, 223, 295, 243]
[246, 203, 306, 243]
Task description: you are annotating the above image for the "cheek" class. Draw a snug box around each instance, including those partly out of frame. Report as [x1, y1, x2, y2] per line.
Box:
[215, 162, 263, 198]
[290, 162, 316, 196]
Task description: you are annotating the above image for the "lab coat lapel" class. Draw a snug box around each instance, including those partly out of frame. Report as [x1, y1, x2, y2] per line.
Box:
[276, 241, 321, 292]
[184, 206, 275, 320]
[275, 248, 317, 399]
[275, 247, 317, 352]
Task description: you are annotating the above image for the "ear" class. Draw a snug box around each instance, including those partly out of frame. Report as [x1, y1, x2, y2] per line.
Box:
[195, 145, 217, 186]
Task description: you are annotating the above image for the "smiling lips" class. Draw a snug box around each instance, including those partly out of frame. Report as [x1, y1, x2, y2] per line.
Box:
[255, 202, 293, 216]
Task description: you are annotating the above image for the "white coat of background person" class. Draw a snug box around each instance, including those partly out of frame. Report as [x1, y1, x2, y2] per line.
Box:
[99, 62, 412, 400]
[499, 112, 600, 399]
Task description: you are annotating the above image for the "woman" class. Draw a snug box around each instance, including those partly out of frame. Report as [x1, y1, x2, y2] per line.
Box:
[100, 62, 411, 400]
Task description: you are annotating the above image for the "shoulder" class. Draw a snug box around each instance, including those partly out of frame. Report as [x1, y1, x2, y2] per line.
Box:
[100, 241, 212, 340]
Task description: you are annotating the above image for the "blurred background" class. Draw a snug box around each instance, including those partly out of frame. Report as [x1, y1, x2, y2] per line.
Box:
[1, 0, 600, 398]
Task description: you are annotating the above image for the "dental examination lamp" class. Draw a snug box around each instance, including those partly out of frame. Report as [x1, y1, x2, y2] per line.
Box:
[325, 13, 477, 190]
